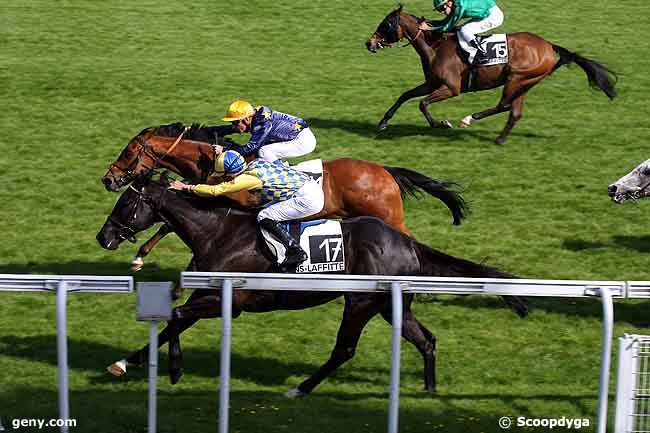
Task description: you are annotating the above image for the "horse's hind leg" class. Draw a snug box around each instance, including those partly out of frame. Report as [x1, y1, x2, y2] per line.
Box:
[290, 297, 382, 397]
[495, 96, 525, 145]
[378, 82, 433, 131]
[380, 306, 437, 392]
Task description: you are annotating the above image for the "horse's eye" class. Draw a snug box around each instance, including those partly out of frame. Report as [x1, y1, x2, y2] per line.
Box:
[643, 167, 650, 176]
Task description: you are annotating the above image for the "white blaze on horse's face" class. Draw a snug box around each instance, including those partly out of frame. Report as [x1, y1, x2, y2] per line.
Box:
[608, 158, 650, 204]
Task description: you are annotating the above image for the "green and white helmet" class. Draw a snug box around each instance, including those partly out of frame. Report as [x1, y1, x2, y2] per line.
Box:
[433, 0, 448, 8]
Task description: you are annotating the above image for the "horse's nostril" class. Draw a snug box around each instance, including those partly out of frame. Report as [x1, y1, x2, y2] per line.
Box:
[607, 184, 617, 194]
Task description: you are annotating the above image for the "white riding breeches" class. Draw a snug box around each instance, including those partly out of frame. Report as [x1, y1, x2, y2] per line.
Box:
[457, 5, 504, 63]
[257, 179, 325, 222]
[258, 127, 317, 162]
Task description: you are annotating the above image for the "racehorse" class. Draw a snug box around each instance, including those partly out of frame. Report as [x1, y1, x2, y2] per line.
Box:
[366, 5, 617, 144]
[608, 158, 650, 204]
[96, 175, 528, 395]
[102, 123, 467, 269]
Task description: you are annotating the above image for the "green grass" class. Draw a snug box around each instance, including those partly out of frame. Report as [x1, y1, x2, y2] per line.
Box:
[1, 0, 649, 432]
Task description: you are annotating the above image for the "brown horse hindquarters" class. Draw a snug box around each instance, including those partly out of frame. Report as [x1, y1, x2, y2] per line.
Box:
[323, 158, 410, 234]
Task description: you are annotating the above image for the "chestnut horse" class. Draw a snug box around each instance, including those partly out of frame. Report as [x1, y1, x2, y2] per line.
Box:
[366, 5, 617, 144]
[102, 123, 467, 268]
[96, 176, 528, 394]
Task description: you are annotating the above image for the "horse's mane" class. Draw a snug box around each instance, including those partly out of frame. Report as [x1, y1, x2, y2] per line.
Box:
[150, 177, 255, 216]
[144, 122, 237, 146]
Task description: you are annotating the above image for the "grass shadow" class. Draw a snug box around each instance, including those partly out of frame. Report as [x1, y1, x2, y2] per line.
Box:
[0, 261, 184, 283]
[308, 117, 546, 142]
[563, 235, 650, 254]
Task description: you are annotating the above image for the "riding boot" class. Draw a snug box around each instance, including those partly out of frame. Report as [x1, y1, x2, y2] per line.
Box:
[259, 218, 308, 266]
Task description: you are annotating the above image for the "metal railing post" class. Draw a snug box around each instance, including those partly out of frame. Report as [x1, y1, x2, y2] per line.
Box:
[55, 280, 70, 433]
[148, 322, 159, 433]
[596, 288, 614, 433]
[388, 282, 404, 433]
[219, 279, 233, 433]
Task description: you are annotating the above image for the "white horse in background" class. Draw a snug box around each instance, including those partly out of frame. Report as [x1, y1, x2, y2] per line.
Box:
[608, 158, 650, 203]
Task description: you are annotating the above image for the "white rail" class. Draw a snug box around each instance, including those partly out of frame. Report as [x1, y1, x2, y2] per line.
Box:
[0, 274, 133, 433]
[178, 272, 624, 433]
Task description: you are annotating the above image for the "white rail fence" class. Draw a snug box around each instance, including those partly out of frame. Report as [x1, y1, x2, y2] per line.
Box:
[176, 272, 637, 433]
[615, 334, 650, 433]
[2, 273, 650, 433]
[0, 274, 133, 433]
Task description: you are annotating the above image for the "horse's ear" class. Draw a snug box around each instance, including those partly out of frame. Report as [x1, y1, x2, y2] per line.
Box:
[397, 3, 403, 13]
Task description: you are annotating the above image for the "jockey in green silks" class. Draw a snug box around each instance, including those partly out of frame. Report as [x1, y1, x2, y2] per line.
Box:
[419, 0, 504, 64]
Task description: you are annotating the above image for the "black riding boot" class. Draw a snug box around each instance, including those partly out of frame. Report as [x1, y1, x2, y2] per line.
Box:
[259, 219, 308, 266]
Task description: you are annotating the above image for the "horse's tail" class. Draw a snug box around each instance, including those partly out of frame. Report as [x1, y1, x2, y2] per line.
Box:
[384, 165, 468, 225]
[415, 244, 529, 318]
[552, 44, 618, 100]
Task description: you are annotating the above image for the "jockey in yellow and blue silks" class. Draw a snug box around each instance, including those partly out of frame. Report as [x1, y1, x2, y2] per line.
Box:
[419, 0, 504, 64]
[170, 150, 325, 267]
[214, 100, 317, 163]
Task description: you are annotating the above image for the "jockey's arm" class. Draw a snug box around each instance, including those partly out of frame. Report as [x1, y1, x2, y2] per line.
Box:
[235, 122, 273, 157]
[433, 4, 465, 32]
[189, 173, 262, 197]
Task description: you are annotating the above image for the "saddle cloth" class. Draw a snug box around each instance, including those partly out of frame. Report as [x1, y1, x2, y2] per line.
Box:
[261, 219, 345, 273]
[471, 34, 509, 66]
[292, 159, 323, 186]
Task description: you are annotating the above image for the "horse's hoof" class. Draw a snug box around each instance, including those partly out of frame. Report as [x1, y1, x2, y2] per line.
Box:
[285, 388, 307, 398]
[459, 115, 473, 128]
[494, 136, 506, 145]
[131, 257, 144, 272]
[439, 119, 453, 129]
[107, 359, 127, 376]
[377, 120, 389, 132]
[170, 367, 183, 384]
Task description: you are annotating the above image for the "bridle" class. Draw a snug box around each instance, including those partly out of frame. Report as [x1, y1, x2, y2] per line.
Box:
[373, 12, 424, 49]
[107, 127, 189, 187]
[109, 183, 169, 243]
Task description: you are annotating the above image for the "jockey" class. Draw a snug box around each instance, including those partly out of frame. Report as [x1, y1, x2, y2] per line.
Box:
[419, 0, 504, 64]
[213, 100, 317, 163]
[170, 150, 324, 267]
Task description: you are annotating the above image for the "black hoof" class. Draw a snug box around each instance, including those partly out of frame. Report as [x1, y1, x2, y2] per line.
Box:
[439, 120, 453, 129]
[377, 120, 389, 131]
[170, 367, 183, 384]
[425, 385, 437, 393]
[495, 136, 506, 145]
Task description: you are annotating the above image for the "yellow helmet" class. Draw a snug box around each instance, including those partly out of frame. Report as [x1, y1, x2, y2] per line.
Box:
[222, 100, 255, 122]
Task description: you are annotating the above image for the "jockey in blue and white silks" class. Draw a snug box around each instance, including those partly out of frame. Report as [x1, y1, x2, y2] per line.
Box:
[220, 100, 317, 163]
[170, 150, 324, 267]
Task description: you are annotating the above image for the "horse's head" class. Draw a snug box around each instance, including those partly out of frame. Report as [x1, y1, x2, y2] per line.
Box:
[96, 175, 169, 250]
[367, 6, 445, 53]
[366, 5, 405, 53]
[608, 159, 650, 204]
[102, 128, 160, 192]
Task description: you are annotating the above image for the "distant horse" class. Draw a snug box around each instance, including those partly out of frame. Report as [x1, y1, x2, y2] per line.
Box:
[366, 5, 617, 144]
[96, 176, 528, 395]
[102, 123, 467, 268]
[608, 159, 650, 203]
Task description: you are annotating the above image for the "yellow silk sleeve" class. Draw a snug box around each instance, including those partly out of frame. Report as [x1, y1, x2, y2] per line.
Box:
[189, 174, 262, 197]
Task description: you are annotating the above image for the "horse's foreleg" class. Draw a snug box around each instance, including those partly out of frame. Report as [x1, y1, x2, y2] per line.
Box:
[131, 224, 172, 271]
[420, 86, 455, 129]
[290, 298, 380, 397]
[380, 307, 437, 392]
[378, 83, 433, 131]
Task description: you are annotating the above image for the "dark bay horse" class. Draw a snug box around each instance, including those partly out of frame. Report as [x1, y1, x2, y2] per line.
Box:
[102, 123, 467, 268]
[366, 6, 617, 144]
[96, 176, 528, 395]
